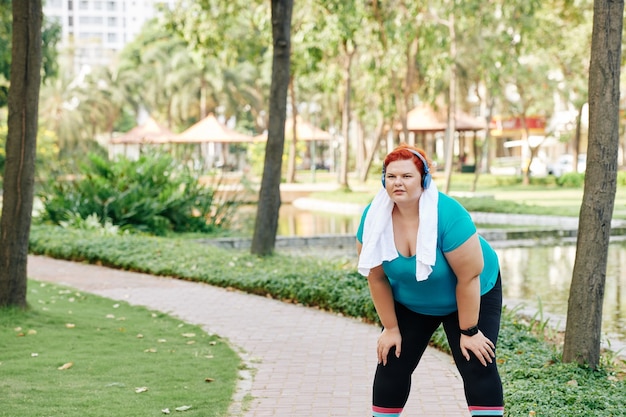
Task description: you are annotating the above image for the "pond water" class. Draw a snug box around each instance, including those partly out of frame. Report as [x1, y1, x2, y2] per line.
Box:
[236, 204, 626, 348]
[496, 244, 626, 346]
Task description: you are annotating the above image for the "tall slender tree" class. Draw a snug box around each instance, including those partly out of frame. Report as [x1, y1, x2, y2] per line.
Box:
[0, 0, 43, 308]
[250, 0, 293, 256]
[562, 0, 624, 368]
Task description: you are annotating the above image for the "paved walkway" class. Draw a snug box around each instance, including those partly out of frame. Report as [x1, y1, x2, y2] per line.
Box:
[27, 255, 470, 417]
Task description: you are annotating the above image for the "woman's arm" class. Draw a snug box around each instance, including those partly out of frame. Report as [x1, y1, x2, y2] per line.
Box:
[357, 241, 401, 365]
[445, 234, 483, 330]
[445, 233, 495, 366]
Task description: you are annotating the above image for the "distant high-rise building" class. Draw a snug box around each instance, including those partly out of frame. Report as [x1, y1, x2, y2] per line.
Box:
[43, 0, 176, 74]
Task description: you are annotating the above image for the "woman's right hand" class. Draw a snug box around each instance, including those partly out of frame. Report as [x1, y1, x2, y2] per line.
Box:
[377, 326, 402, 365]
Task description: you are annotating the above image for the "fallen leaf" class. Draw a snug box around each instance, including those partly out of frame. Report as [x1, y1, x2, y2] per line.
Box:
[14, 327, 22, 332]
[106, 314, 115, 319]
[135, 387, 148, 393]
[209, 341, 217, 346]
[65, 323, 75, 329]
[181, 333, 196, 338]
[205, 378, 215, 383]
[144, 348, 157, 353]
[186, 341, 196, 345]
[16, 333, 25, 337]
[158, 339, 167, 343]
[113, 304, 120, 308]
[161, 408, 170, 414]
[566, 379, 578, 387]
[175, 405, 192, 411]
[31, 353, 38, 357]
[27, 329, 37, 335]
[137, 334, 144, 339]
[58, 362, 73, 370]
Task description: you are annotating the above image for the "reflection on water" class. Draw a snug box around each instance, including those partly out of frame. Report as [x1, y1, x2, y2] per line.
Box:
[277, 204, 361, 237]
[236, 204, 626, 345]
[497, 243, 626, 341]
[233, 204, 362, 238]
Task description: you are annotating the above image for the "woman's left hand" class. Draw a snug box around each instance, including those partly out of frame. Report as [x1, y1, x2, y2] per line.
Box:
[460, 330, 495, 366]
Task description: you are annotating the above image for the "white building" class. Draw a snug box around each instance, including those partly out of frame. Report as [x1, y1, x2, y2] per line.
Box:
[43, 0, 176, 74]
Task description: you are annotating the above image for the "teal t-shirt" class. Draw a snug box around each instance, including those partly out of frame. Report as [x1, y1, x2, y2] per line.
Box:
[357, 192, 499, 316]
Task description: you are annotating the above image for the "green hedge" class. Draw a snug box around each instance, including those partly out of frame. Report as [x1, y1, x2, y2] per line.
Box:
[29, 224, 379, 323]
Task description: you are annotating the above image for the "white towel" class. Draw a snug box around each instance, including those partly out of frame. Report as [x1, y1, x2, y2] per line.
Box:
[358, 183, 439, 281]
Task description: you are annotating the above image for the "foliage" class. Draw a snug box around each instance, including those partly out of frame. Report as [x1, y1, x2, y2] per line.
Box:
[498, 309, 626, 416]
[58, 212, 122, 236]
[454, 196, 563, 215]
[29, 224, 379, 322]
[556, 172, 585, 188]
[33, 127, 61, 179]
[27, 225, 626, 416]
[0, 0, 61, 108]
[36, 152, 249, 236]
[0, 0, 11, 107]
[0, 280, 239, 417]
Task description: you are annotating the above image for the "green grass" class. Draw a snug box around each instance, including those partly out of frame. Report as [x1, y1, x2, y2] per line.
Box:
[308, 173, 626, 219]
[0, 281, 240, 417]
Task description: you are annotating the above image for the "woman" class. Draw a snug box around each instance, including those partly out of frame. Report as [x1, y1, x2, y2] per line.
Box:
[356, 144, 504, 417]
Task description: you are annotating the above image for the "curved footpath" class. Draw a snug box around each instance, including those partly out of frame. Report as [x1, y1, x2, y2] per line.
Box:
[27, 255, 470, 417]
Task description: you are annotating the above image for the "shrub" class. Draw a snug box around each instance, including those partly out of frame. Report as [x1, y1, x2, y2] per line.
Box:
[556, 172, 585, 187]
[36, 151, 250, 235]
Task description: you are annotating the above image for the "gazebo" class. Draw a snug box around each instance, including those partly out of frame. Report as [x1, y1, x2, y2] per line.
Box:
[255, 116, 334, 169]
[109, 117, 174, 160]
[170, 113, 256, 170]
[254, 116, 333, 141]
[400, 105, 487, 170]
[403, 104, 486, 133]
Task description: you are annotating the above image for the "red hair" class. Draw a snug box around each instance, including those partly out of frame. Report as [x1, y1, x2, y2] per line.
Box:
[383, 144, 431, 176]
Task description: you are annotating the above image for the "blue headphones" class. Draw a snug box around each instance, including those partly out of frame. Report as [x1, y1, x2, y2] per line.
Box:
[381, 149, 431, 189]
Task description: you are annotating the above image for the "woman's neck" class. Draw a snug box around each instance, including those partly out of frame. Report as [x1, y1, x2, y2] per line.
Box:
[393, 200, 420, 218]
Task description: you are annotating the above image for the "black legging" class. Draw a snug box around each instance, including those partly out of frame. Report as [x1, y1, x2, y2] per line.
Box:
[373, 275, 504, 412]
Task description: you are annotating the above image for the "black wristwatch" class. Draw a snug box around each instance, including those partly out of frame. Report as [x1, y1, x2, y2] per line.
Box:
[460, 325, 479, 336]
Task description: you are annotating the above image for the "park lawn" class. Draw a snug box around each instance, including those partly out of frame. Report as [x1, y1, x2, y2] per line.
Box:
[0, 280, 241, 417]
[308, 173, 626, 220]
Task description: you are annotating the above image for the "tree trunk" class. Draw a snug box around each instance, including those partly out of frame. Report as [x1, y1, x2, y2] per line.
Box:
[250, 0, 293, 256]
[471, 98, 495, 193]
[443, 11, 456, 194]
[562, 0, 623, 368]
[286, 75, 297, 183]
[338, 41, 355, 190]
[358, 117, 385, 183]
[0, 0, 43, 308]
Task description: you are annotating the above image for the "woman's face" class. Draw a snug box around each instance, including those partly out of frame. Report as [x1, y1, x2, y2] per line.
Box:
[383, 159, 424, 204]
